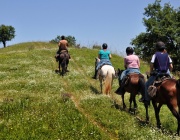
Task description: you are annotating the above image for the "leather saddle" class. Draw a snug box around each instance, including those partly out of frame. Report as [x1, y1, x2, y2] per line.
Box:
[122, 73, 144, 86]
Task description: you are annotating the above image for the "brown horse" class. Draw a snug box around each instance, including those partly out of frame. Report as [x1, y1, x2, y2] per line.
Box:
[58, 52, 69, 76]
[146, 75, 180, 135]
[116, 68, 147, 114]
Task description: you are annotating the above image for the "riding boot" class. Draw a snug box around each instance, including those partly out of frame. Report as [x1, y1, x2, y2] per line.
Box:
[139, 88, 145, 102]
[115, 80, 125, 95]
[93, 70, 98, 79]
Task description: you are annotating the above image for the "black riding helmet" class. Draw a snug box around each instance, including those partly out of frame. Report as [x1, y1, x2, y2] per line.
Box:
[156, 41, 165, 51]
[102, 43, 108, 49]
[126, 47, 134, 55]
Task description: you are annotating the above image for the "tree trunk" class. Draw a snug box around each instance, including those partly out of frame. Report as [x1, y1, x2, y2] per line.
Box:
[3, 41, 6, 48]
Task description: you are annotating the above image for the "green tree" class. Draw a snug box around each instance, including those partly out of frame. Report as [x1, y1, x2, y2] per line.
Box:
[50, 35, 76, 47]
[0, 24, 15, 48]
[131, 0, 180, 71]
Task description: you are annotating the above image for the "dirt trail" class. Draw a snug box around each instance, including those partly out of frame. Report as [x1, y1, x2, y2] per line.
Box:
[69, 58, 119, 140]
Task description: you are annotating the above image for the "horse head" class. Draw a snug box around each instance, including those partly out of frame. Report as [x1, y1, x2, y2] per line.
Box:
[116, 68, 124, 78]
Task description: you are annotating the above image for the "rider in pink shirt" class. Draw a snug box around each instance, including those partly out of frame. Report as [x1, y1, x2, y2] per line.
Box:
[115, 47, 141, 99]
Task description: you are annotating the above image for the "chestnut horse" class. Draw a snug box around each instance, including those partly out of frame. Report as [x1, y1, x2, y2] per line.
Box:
[58, 52, 69, 76]
[116, 68, 147, 114]
[98, 65, 116, 95]
[146, 75, 180, 135]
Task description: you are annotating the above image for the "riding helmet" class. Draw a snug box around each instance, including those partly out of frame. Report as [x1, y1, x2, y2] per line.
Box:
[102, 43, 108, 49]
[126, 47, 134, 54]
[156, 41, 165, 51]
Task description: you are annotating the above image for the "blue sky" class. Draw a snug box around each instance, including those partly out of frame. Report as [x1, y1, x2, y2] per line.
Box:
[0, 0, 179, 55]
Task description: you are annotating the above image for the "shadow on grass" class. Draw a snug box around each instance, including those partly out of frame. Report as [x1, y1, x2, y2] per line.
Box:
[90, 85, 101, 94]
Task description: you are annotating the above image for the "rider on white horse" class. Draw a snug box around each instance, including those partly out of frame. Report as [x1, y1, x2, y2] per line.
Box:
[93, 43, 112, 79]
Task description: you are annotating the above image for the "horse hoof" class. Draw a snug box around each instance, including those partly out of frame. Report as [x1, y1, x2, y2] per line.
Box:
[55, 70, 60, 73]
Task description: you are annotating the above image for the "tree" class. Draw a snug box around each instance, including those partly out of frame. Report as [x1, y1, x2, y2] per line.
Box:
[50, 35, 76, 47]
[131, 0, 180, 71]
[0, 24, 15, 48]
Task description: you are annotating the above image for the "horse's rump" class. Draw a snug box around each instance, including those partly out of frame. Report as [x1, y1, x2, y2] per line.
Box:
[152, 78, 177, 103]
[58, 52, 69, 76]
[99, 65, 115, 95]
[148, 75, 173, 98]
[124, 73, 144, 86]
[99, 65, 115, 78]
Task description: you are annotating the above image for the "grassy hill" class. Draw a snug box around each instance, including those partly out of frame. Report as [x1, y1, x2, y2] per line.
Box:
[0, 42, 178, 140]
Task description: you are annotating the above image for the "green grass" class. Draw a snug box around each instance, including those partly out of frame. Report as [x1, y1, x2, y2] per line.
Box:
[0, 42, 179, 140]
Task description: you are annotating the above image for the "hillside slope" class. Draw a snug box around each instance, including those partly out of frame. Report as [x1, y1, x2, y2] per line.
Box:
[0, 42, 177, 140]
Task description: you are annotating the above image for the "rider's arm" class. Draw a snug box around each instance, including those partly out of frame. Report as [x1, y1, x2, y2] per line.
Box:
[109, 54, 112, 59]
[169, 56, 173, 72]
[58, 41, 61, 47]
[98, 54, 100, 59]
[169, 63, 173, 72]
[124, 58, 127, 69]
[137, 57, 140, 68]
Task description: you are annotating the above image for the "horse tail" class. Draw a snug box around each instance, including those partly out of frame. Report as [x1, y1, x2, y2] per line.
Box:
[104, 70, 113, 94]
[138, 76, 145, 95]
[61, 53, 67, 67]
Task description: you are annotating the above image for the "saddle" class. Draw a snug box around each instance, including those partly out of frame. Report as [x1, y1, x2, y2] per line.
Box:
[148, 73, 171, 97]
[122, 73, 144, 87]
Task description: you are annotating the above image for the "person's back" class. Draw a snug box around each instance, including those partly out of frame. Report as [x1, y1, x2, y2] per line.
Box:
[93, 43, 112, 79]
[153, 51, 170, 73]
[144, 41, 173, 104]
[99, 49, 111, 60]
[115, 47, 141, 97]
[125, 54, 140, 69]
[58, 36, 68, 52]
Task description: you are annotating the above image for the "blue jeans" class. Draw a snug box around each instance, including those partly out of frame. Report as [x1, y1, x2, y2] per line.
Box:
[120, 68, 140, 80]
[96, 59, 112, 70]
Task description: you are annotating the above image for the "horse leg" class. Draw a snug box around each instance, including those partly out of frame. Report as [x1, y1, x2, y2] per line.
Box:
[121, 93, 126, 109]
[99, 78, 103, 94]
[132, 93, 137, 109]
[129, 93, 137, 114]
[133, 94, 137, 115]
[129, 93, 133, 112]
[59, 60, 61, 73]
[167, 103, 180, 135]
[144, 102, 149, 123]
[152, 100, 162, 128]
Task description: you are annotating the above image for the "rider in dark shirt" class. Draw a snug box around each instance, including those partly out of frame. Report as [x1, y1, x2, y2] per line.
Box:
[144, 41, 173, 103]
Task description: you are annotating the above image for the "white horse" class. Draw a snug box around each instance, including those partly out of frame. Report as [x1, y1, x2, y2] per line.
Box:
[98, 65, 116, 95]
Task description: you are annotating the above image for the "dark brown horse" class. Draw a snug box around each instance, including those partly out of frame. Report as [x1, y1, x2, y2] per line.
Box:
[58, 52, 69, 76]
[146, 75, 180, 135]
[116, 68, 147, 114]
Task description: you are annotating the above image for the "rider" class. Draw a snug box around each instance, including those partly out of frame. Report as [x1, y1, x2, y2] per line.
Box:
[144, 41, 173, 104]
[115, 47, 144, 101]
[55, 35, 71, 71]
[93, 43, 112, 79]
[55, 35, 70, 61]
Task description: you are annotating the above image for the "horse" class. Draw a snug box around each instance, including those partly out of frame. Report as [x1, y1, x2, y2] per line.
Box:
[146, 74, 180, 135]
[58, 51, 69, 76]
[98, 65, 116, 95]
[115, 68, 147, 114]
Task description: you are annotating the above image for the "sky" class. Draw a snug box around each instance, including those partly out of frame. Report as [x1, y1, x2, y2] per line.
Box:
[0, 0, 179, 55]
